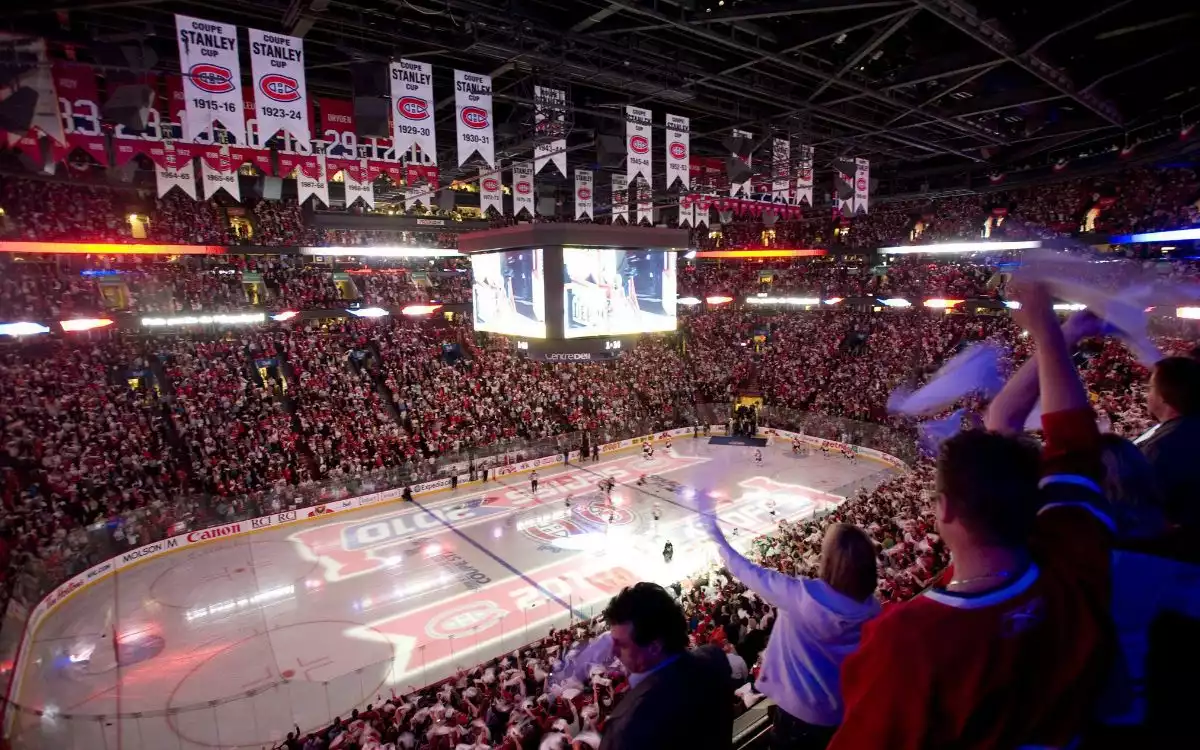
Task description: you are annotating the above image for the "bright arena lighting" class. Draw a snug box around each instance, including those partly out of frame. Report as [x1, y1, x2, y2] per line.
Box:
[348, 307, 390, 318]
[878, 298, 912, 308]
[271, 310, 300, 321]
[0, 322, 51, 337]
[401, 304, 443, 316]
[1111, 228, 1200, 244]
[677, 296, 702, 306]
[823, 297, 843, 305]
[142, 313, 265, 327]
[923, 299, 964, 309]
[879, 240, 1041, 254]
[60, 318, 114, 332]
[746, 296, 820, 306]
[705, 295, 734, 305]
[1052, 303, 1087, 311]
[1177, 307, 1200, 320]
[301, 246, 463, 258]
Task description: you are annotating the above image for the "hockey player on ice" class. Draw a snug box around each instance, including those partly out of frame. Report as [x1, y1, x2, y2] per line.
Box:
[753, 448, 763, 466]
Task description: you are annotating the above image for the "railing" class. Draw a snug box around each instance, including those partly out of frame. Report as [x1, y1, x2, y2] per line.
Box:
[0, 406, 912, 749]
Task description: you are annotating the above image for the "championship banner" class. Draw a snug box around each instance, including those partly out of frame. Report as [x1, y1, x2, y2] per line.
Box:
[795, 144, 814, 207]
[696, 192, 713, 228]
[155, 142, 197, 199]
[297, 153, 330, 207]
[512, 161, 535, 217]
[248, 29, 311, 151]
[625, 106, 652, 185]
[772, 138, 790, 204]
[533, 86, 567, 176]
[175, 14, 245, 143]
[404, 164, 439, 207]
[665, 114, 689, 190]
[319, 98, 356, 157]
[854, 157, 870, 215]
[678, 194, 693, 228]
[574, 169, 593, 220]
[730, 128, 752, 198]
[636, 179, 653, 226]
[344, 160, 375, 209]
[454, 69, 495, 167]
[50, 63, 106, 163]
[390, 60, 436, 165]
[833, 157, 856, 215]
[480, 169, 504, 216]
[200, 146, 240, 201]
[612, 173, 630, 224]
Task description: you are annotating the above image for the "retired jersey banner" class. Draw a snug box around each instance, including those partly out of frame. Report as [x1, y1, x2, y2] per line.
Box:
[612, 173, 630, 224]
[636, 179, 653, 226]
[772, 138, 790, 204]
[665, 114, 689, 190]
[575, 169, 593, 220]
[0, 35, 64, 152]
[200, 146, 240, 201]
[298, 153, 330, 207]
[795, 144, 814, 207]
[625, 106, 652, 185]
[319, 98, 356, 157]
[175, 14, 245, 143]
[512, 161, 535, 217]
[480, 169, 504, 216]
[854, 157, 870, 215]
[455, 70, 495, 168]
[533, 86, 567, 176]
[344, 160, 375, 209]
[248, 29, 310, 151]
[155, 142, 197, 200]
[730, 128, 752, 198]
[390, 60, 435, 165]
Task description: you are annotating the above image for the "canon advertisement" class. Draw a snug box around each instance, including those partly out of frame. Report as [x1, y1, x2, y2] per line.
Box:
[562, 248, 677, 338]
[471, 249, 547, 338]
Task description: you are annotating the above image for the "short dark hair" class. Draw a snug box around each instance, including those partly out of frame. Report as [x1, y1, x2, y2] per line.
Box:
[1153, 357, 1200, 416]
[936, 429, 1041, 546]
[602, 582, 689, 654]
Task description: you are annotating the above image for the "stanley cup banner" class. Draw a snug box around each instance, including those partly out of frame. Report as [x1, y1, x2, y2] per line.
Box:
[665, 114, 690, 190]
[854, 157, 870, 215]
[575, 169, 593, 220]
[455, 70, 495, 167]
[480, 168, 504, 216]
[175, 14, 245, 143]
[772, 138, 790, 204]
[248, 29, 311, 151]
[636, 179, 653, 226]
[625, 106, 653, 185]
[730, 128, 752, 198]
[390, 60, 436, 165]
[795, 144, 814, 207]
[612, 173, 629, 224]
[533, 86, 568, 176]
[512, 161, 535, 217]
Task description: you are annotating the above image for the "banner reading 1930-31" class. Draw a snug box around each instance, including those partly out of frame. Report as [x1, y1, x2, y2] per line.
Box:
[454, 69, 495, 168]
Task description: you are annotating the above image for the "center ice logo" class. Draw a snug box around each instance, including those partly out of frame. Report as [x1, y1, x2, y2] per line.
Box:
[523, 499, 637, 543]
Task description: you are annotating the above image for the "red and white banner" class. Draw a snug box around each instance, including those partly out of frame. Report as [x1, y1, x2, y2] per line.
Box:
[730, 128, 752, 198]
[795, 144, 814, 207]
[612, 173, 629, 224]
[665, 113, 689, 190]
[0, 34, 64, 155]
[50, 62, 107, 164]
[390, 59, 436, 165]
[574, 169, 593, 220]
[248, 29, 311, 151]
[636, 178, 653, 226]
[854, 157, 869, 215]
[625, 106, 652, 186]
[200, 145, 241, 201]
[678, 193, 693, 228]
[455, 69, 495, 168]
[772, 138, 790, 204]
[480, 168, 503, 215]
[404, 164, 439, 207]
[155, 142, 198, 199]
[297, 153, 330, 207]
[533, 86, 567, 176]
[696, 193, 714, 228]
[344, 159, 375, 209]
[318, 98, 356, 158]
[512, 161, 534, 217]
[175, 14, 245, 143]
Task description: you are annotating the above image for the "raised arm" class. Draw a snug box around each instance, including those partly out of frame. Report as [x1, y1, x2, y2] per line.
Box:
[703, 513, 811, 613]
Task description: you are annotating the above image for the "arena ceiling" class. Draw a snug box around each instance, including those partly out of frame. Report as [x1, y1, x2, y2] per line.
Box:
[5, 0, 1198, 194]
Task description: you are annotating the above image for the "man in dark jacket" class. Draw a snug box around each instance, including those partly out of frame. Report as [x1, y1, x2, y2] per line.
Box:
[600, 583, 733, 750]
[1139, 356, 1200, 527]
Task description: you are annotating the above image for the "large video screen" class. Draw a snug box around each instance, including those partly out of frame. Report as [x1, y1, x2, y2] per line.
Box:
[562, 248, 677, 338]
[471, 248, 546, 338]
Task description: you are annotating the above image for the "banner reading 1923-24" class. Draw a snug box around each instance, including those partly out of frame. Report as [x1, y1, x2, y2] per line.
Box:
[248, 28, 311, 152]
[175, 14, 245, 144]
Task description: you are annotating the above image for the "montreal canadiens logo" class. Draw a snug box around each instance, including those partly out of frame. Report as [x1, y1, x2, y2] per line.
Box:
[857, 178, 867, 191]
[426, 601, 506, 639]
[461, 106, 489, 129]
[482, 177, 501, 192]
[397, 96, 429, 121]
[669, 142, 687, 160]
[516, 182, 532, 195]
[259, 74, 300, 103]
[800, 169, 812, 181]
[577, 187, 592, 200]
[630, 135, 650, 154]
[189, 64, 235, 94]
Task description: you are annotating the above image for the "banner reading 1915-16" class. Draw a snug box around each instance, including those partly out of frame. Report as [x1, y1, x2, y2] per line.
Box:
[455, 69, 495, 168]
[175, 14, 245, 143]
[248, 28, 311, 151]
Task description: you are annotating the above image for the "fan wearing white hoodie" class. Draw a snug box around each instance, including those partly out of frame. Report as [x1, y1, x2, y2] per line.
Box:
[705, 517, 880, 750]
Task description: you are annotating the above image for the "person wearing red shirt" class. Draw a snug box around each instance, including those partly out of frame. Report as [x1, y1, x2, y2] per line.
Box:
[829, 283, 1114, 750]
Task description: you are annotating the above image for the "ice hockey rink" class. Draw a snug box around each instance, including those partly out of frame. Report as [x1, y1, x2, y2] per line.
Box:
[10, 436, 899, 749]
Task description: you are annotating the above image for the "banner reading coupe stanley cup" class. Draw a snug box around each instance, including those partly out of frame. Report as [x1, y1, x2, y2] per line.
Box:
[175, 14, 245, 143]
[455, 70, 495, 168]
[575, 169, 593, 220]
[665, 114, 690, 190]
[390, 60, 437, 165]
[248, 29, 311, 151]
[512, 161, 535, 217]
[625, 106, 653, 186]
[480, 168, 504, 216]
[795, 144, 814, 207]
[854, 157, 870, 215]
[533, 86, 568, 176]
